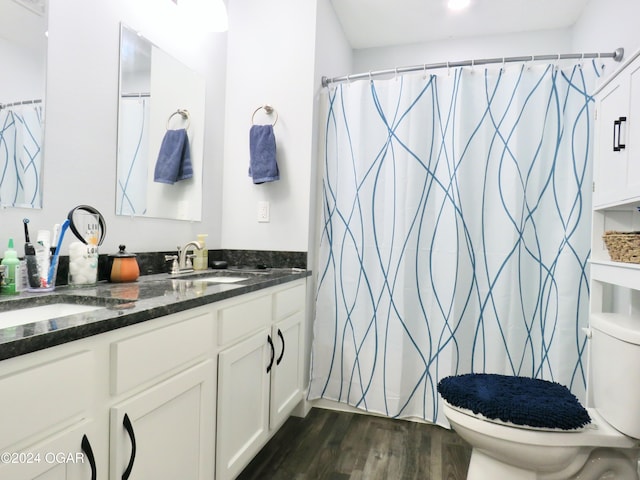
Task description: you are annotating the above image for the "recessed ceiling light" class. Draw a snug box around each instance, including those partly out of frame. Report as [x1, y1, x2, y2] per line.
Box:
[448, 0, 471, 11]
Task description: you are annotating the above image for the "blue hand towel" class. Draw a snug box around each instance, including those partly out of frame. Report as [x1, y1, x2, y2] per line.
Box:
[154, 128, 192, 184]
[249, 124, 279, 184]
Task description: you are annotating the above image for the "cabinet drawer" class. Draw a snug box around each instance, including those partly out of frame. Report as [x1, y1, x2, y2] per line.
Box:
[0, 350, 93, 451]
[111, 310, 214, 395]
[274, 282, 305, 320]
[218, 294, 271, 346]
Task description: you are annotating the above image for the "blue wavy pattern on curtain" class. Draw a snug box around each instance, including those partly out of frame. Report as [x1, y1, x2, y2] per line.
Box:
[0, 105, 43, 208]
[117, 97, 149, 216]
[309, 61, 600, 426]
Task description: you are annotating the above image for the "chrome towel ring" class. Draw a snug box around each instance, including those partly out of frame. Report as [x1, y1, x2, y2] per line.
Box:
[251, 104, 278, 126]
[167, 109, 191, 130]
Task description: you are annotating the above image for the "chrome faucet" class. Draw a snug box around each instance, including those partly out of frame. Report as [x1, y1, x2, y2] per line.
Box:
[165, 240, 203, 276]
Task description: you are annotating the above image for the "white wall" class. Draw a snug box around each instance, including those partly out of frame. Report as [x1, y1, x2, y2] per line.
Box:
[298, 0, 353, 402]
[0, 0, 227, 256]
[220, 0, 318, 252]
[344, 0, 640, 92]
[352, 28, 573, 75]
[4, 0, 640, 260]
[0, 38, 45, 102]
[572, 0, 640, 59]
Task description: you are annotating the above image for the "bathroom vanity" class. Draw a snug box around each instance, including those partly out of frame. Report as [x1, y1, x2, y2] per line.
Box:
[0, 269, 309, 480]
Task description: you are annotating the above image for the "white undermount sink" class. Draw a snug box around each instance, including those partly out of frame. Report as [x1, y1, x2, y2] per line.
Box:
[0, 303, 103, 330]
[196, 276, 248, 283]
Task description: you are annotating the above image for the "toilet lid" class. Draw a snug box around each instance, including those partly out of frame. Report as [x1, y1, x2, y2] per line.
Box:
[437, 373, 591, 431]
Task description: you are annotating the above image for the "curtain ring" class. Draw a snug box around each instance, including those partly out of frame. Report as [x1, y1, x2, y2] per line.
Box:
[447, 61, 450, 76]
[369, 71, 373, 84]
[251, 104, 278, 126]
[395, 67, 399, 80]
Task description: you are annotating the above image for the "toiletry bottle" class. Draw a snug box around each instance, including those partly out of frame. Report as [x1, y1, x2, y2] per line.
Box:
[25, 242, 39, 288]
[194, 234, 209, 270]
[1, 238, 20, 295]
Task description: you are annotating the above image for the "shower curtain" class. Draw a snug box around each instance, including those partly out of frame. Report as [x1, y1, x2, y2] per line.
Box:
[0, 104, 43, 208]
[309, 61, 602, 427]
[117, 97, 150, 216]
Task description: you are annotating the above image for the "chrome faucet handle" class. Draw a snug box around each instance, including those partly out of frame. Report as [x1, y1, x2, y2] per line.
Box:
[164, 254, 179, 275]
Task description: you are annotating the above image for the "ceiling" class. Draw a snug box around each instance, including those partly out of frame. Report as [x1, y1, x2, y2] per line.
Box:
[331, 0, 590, 50]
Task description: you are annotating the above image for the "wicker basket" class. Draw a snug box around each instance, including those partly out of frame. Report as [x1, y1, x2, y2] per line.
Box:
[602, 231, 640, 264]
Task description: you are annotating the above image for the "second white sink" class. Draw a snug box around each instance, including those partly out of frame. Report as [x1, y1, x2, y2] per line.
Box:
[197, 276, 248, 283]
[0, 303, 103, 330]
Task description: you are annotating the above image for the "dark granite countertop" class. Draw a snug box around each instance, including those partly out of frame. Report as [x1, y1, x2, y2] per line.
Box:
[0, 268, 310, 361]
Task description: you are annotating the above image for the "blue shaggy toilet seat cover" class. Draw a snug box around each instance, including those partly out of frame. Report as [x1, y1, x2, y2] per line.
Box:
[437, 373, 591, 430]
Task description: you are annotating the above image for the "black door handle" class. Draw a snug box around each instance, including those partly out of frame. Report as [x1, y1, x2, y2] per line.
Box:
[614, 116, 627, 151]
[122, 413, 137, 480]
[81, 434, 97, 480]
[267, 334, 275, 373]
[276, 328, 285, 366]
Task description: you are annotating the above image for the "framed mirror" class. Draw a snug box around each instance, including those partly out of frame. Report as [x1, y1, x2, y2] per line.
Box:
[0, 0, 47, 208]
[116, 23, 205, 221]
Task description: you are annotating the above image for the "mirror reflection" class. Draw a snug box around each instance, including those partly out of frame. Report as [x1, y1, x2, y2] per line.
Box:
[0, 0, 47, 209]
[116, 23, 205, 221]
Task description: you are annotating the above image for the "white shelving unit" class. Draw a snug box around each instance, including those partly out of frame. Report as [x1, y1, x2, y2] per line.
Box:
[590, 49, 640, 399]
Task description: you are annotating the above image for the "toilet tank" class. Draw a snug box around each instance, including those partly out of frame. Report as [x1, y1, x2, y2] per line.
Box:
[590, 313, 640, 439]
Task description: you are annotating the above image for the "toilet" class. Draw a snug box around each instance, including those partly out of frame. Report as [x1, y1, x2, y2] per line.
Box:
[438, 314, 640, 480]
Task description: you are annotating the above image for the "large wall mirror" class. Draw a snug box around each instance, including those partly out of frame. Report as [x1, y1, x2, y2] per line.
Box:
[116, 23, 205, 221]
[0, 0, 47, 209]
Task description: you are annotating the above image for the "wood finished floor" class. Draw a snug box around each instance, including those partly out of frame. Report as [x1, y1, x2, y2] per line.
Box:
[237, 408, 472, 480]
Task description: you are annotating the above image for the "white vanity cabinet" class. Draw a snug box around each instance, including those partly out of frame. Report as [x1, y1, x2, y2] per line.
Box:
[0, 348, 98, 480]
[0, 306, 216, 480]
[593, 50, 640, 208]
[0, 275, 307, 480]
[109, 360, 214, 480]
[216, 280, 306, 480]
[108, 309, 216, 480]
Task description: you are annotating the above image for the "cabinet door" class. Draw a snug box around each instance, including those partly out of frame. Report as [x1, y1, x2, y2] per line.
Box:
[594, 75, 629, 207]
[109, 360, 214, 480]
[0, 421, 98, 480]
[625, 60, 640, 198]
[216, 330, 271, 480]
[270, 310, 304, 429]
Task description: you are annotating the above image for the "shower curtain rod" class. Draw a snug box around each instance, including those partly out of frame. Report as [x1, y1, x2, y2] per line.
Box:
[0, 99, 42, 110]
[321, 47, 625, 88]
[121, 92, 151, 98]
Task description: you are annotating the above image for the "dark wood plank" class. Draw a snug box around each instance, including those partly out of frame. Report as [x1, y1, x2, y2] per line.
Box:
[237, 408, 471, 480]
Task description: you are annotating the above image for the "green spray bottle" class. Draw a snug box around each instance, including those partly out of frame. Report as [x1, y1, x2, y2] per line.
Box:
[1, 238, 20, 295]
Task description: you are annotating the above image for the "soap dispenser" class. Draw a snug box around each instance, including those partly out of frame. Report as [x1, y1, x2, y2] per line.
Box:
[194, 234, 209, 270]
[1, 238, 20, 295]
